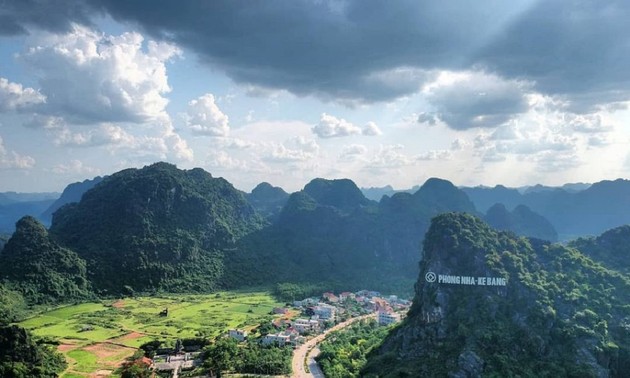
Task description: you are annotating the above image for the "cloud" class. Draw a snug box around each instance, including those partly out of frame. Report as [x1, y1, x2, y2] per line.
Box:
[54, 124, 135, 147]
[312, 114, 382, 139]
[424, 71, 530, 130]
[51, 159, 100, 175]
[0, 135, 36, 169]
[186, 93, 230, 137]
[19, 24, 181, 125]
[0, 77, 46, 111]
[0, 0, 93, 36]
[312, 113, 361, 138]
[263, 136, 319, 163]
[416, 150, 452, 161]
[339, 144, 368, 162]
[417, 112, 437, 126]
[362, 122, 382, 136]
[368, 144, 413, 168]
[4, 1, 630, 108]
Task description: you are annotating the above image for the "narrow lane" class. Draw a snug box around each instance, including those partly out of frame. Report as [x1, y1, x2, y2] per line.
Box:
[291, 313, 375, 378]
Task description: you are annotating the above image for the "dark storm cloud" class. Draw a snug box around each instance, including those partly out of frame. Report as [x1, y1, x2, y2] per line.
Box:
[0, 0, 95, 36]
[474, 1, 630, 108]
[4, 0, 630, 107]
[85, 0, 513, 101]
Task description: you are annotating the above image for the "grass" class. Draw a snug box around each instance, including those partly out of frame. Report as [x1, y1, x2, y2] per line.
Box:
[19, 290, 285, 377]
[66, 350, 99, 373]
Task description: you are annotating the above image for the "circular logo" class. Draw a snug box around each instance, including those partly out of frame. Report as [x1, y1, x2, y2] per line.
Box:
[425, 272, 436, 283]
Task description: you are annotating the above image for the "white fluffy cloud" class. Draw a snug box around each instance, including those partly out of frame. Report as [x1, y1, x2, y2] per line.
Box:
[362, 121, 382, 136]
[312, 113, 383, 138]
[0, 135, 35, 169]
[20, 24, 180, 124]
[0, 77, 45, 111]
[10, 25, 194, 163]
[186, 93, 230, 137]
[312, 113, 361, 138]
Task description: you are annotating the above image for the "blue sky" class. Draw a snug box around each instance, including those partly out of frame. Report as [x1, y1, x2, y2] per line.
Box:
[1, 0, 629, 192]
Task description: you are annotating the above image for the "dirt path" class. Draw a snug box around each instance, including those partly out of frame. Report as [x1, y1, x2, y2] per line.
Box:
[291, 313, 376, 378]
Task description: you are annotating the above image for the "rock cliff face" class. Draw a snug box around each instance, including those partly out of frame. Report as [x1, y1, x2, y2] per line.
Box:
[364, 213, 630, 377]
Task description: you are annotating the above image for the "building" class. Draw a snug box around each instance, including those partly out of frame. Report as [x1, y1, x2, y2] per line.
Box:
[378, 311, 401, 325]
[322, 292, 340, 303]
[273, 307, 289, 315]
[228, 329, 247, 342]
[262, 330, 303, 347]
[339, 292, 355, 301]
[293, 318, 320, 334]
[313, 304, 336, 321]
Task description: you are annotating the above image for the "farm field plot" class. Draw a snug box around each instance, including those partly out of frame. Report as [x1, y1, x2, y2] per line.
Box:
[18, 291, 284, 377]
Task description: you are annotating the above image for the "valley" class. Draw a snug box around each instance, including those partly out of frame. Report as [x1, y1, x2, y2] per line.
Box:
[2, 163, 630, 377]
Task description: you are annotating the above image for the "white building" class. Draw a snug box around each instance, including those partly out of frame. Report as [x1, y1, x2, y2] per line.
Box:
[228, 329, 247, 342]
[262, 330, 303, 347]
[378, 311, 401, 325]
[313, 304, 336, 321]
[293, 318, 320, 334]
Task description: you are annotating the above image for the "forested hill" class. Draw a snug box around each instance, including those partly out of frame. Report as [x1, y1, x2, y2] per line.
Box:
[49, 162, 265, 295]
[0, 216, 92, 304]
[225, 177, 481, 292]
[364, 213, 630, 377]
[570, 224, 630, 275]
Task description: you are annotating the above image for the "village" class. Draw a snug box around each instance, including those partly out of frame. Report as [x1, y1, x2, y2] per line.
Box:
[146, 289, 411, 377]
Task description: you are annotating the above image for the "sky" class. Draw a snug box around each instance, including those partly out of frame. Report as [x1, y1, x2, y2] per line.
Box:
[1, 0, 630, 193]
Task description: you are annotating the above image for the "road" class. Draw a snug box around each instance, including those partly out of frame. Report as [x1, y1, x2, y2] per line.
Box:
[291, 313, 375, 378]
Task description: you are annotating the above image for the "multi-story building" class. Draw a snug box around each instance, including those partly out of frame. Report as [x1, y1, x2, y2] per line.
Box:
[378, 311, 401, 325]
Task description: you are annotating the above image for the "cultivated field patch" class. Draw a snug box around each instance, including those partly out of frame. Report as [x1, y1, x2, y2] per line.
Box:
[20, 290, 283, 377]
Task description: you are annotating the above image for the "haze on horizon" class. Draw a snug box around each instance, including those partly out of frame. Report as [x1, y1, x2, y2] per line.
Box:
[1, 0, 630, 193]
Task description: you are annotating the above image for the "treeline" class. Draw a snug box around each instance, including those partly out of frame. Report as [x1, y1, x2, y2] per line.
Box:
[0, 325, 66, 378]
[316, 319, 390, 378]
[202, 337, 292, 376]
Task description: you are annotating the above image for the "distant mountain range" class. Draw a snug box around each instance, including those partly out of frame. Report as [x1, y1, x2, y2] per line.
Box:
[1, 163, 630, 300]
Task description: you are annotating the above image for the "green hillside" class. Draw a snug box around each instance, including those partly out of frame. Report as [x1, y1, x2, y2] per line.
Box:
[364, 213, 630, 377]
[49, 162, 265, 295]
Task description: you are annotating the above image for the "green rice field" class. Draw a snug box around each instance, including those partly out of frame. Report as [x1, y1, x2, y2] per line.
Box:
[19, 291, 286, 377]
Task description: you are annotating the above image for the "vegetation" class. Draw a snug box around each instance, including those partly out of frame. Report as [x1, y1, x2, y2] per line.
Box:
[0, 216, 92, 304]
[201, 336, 292, 376]
[18, 291, 283, 377]
[569, 224, 630, 275]
[316, 319, 390, 378]
[0, 283, 27, 324]
[50, 162, 265, 295]
[0, 325, 66, 378]
[364, 213, 630, 377]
